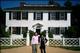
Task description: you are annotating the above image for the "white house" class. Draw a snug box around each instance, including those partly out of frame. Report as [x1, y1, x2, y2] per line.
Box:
[3, 2, 71, 39]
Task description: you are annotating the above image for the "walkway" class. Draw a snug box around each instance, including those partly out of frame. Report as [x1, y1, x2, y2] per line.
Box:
[1, 46, 80, 53]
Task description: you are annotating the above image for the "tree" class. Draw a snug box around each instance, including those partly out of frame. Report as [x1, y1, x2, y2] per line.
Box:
[48, 0, 54, 5]
[64, 0, 72, 9]
[48, 0, 60, 7]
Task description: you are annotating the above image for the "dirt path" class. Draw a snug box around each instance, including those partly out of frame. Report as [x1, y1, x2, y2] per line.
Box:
[1, 46, 80, 53]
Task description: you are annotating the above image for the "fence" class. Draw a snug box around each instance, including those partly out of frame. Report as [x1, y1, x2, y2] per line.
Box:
[49, 38, 80, 47]
[0, 38, 80, 47]
[0, 38, 27, 46]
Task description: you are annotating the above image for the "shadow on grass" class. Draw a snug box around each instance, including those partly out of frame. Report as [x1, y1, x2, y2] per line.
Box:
[0, 46, 26, 50]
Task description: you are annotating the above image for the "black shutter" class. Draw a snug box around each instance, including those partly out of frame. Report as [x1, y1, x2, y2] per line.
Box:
[9, 27, 11, 34]
[9, 12, 11, 20]
[48, 12, 50, 20]
[48, 27, 50, 32]
[26, 12, 28, 20]
[34, 12, 35, 20]
[17, 12, 21, 20]
[65, 12, 67, 20]
[56, 12, 59, 20]
[41, 12, 43, 20]
[16, 12, 18, 20]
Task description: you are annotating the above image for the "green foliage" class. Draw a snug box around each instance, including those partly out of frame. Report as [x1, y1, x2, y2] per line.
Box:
[64, 0, 72, 9]
[0, 26, 10, 37]
[63, 26, 79, 38]
[41, 30, 46, 36]
[29, 30, 34, 40]
[48, 31, 53, 38]
[23, 32, 27, 38]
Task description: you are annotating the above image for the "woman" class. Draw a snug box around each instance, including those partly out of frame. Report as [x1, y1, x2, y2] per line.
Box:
[31, 32, 39, 53]
[39, 35, 47, 53]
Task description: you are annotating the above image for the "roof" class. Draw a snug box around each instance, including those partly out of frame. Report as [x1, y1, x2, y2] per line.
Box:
[3, 4, 72, 12]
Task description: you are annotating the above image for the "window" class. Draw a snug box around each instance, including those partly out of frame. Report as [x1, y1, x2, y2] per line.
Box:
[34, 12, 43, 20]
[22, 27, 28, 34]
[22, 12, 28, 20]
[60, 27, 67, 34]
[49, 12, 67, 20]
[55, 28, 60, 34]
[12, 27, 20, 34]
[60, 12, 65, 20]
[13, 12, 21, 20]
[48, 27, 67, 35]
[49, 12, 56, 20]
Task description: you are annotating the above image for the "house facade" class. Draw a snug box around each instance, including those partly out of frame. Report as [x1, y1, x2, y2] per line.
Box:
[4, 2, 71, 39]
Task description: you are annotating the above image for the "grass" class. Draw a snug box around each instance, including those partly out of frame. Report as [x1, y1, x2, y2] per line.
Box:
[0, 46, 24, 49]
[58, 46, 80, 51]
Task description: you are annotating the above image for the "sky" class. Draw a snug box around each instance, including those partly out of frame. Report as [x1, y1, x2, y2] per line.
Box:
[0, 0, 79, 9]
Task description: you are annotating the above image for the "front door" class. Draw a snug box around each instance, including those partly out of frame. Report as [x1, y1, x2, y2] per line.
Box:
[36, 29, 41, 35]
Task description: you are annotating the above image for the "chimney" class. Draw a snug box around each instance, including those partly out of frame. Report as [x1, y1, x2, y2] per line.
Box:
[20, 1, 26, 7]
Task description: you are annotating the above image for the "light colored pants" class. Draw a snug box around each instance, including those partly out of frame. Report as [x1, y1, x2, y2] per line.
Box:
[32, 44, 38, 53]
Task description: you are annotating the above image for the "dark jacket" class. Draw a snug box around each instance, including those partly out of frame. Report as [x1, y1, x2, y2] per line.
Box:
[39, 36, 47, 49]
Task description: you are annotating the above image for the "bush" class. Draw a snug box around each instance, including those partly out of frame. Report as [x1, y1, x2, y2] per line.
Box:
[41, 30, 46, 36]
[48, 31, 53, 38]
[0, 26, 10, 37]
[29, 30, 34, 40]
[63, 26, 79, 38]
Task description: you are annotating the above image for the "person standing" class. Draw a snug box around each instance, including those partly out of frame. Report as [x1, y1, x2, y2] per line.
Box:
[39, 35, 47, 53]
[31, 32, 39, 53]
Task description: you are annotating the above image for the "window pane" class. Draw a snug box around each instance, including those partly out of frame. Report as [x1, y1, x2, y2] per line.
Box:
[60, 12, 65, 20]
[22, 27, 28, 34]
[50, 12, 56, 20]
[60, 27, 65, 34]
[55, 27, 60, 34]
[13, 12, 21, 20]
[34, 12, 42, 20]
[12, 27, 20, 34]
[22, 12, 28, 20]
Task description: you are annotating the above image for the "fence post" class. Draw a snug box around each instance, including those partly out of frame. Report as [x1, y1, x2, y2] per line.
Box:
[79, 38, 80, 47]
[46, 30, 49, 46]
[26, 30, 30, 46]
[10, 38, 12, 46]
[63, 38, 65, 46]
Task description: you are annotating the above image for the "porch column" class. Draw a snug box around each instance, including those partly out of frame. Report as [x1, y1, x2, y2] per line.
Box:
[46, 30, 49, 46]
[26, 30, 30, 46]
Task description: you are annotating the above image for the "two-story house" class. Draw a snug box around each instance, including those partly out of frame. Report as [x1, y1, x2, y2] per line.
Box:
[3, 2, 71, 39]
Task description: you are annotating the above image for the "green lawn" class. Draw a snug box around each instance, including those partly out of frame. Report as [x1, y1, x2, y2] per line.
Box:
[59, 46, 80, 51]
[0, 46, 24, 49]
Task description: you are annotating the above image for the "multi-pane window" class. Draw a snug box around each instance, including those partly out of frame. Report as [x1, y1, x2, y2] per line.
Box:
[60, 12, 65, 20]
[49, 12, 56, 20]
[22, 12, 28, 20]
[48, 27, 67, 35]
[22, 27, 28, 34]
[34, 12, 43, 20]
[49, 12, 67, 20]
[13, 12, 21, 20]
[12, 27, 20, 34]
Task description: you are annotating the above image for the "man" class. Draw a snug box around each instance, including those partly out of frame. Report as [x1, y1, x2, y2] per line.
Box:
[31, 32, 39, 53]
[39, 35, 47, 53]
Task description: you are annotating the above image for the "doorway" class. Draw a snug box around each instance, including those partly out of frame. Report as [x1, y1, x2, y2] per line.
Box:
[36, 29, 41, 35]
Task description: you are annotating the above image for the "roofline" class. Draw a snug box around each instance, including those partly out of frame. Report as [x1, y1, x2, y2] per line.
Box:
[3, 10, 72, 12]
[24, 4, 57, 7]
